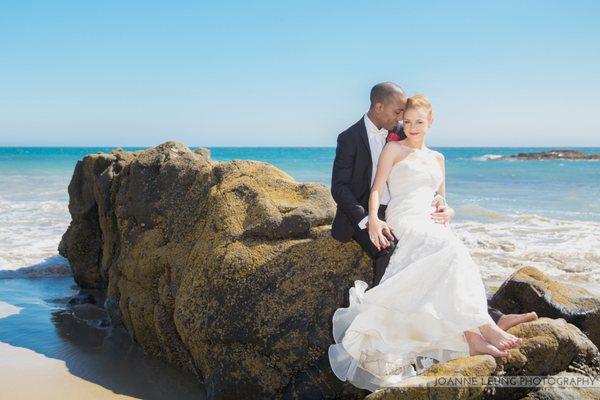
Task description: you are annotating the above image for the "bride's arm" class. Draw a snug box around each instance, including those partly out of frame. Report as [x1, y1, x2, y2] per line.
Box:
[368, 144, 397, 218]
[434, 152, 446, 198]
[367, 143, 399, 250]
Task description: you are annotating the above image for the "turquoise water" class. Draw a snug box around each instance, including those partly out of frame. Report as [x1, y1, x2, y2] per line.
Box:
[1, 146, 598, 219]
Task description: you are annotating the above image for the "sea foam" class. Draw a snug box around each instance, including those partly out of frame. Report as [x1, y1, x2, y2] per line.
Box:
[475, 154, 503, 161]
[0, 255, 71, 279]
[453, 214, 600, 295]
[0, 301, 22, 318]
[0, 197, 70, 271]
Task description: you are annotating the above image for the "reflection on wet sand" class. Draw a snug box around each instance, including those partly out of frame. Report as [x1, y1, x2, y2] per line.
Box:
[0, 277, 205, 400]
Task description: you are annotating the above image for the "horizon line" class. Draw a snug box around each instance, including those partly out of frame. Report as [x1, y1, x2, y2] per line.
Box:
[1, 145, 600, 149]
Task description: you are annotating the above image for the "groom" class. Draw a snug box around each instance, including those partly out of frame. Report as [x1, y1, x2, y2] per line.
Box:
[331, 82, 407, 286]
[330, 82, 537, 330]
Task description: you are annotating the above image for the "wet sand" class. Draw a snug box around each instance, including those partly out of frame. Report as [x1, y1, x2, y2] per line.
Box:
[0, 278, 205, 400]
[0, 342, 139, 400]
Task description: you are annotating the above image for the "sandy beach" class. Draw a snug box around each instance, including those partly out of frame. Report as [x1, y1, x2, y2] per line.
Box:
[0, 342, 139, 400]
[1, 300, 137, 399]
[0, 279, 205, 400]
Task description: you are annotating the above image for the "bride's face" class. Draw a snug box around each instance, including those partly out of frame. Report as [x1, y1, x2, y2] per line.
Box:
[403, 108, 432, 140]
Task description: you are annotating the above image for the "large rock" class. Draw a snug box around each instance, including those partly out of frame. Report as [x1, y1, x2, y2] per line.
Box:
[519, 371, 600, 400]
[59, 147, 137, 288]
[490, 267, 600, 348]
[60, 142, 371, 399]
[365, 355, 497, 400]
[501, 318, 598, 375]
[366, 318, 599, 400]
[492, 317, 599, 399]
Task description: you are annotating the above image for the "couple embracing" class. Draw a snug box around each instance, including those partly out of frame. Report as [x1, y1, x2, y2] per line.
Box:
[328, 82, 538, 391]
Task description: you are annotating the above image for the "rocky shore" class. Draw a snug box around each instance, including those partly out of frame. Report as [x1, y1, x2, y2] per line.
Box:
[500, 150, 600, 160]
[59, 142, 600, 399]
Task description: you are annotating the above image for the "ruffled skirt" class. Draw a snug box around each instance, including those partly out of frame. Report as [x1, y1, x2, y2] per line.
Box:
[328, 215, 494, 392]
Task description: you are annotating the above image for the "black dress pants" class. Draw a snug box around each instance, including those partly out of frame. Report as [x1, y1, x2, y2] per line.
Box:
[351, 205, 397, 287]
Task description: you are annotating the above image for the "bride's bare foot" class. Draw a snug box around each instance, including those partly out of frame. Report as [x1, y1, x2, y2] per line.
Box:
[465, 331, 510, 359]
[497, 312, 538, 331]
[479, 323, 522, 350]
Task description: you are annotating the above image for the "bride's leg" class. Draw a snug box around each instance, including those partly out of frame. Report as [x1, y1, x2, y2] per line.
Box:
[464, 331, 511, 359]
[478, 322, 522, 350]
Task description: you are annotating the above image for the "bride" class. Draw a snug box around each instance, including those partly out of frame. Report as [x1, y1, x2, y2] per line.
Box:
[328, 95, 525, 392]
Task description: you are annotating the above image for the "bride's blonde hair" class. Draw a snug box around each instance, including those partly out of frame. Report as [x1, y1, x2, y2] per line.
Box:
[406, 94, 433, 120]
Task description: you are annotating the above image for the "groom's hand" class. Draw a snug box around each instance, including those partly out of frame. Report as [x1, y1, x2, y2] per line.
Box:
[368, 219, 394, 251]
[430, 205, 455, 227]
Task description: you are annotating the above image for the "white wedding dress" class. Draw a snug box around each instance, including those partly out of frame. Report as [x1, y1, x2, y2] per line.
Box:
[328, 146, 495, 392]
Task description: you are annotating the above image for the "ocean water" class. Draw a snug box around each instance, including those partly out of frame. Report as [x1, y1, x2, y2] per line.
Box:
[1, 146, 598, 293]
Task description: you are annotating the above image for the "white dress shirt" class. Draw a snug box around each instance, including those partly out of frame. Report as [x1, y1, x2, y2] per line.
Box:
[358, 114, 390, 229]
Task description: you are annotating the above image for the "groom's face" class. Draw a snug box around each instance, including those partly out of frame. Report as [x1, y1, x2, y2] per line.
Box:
[376, 94, 406, 131]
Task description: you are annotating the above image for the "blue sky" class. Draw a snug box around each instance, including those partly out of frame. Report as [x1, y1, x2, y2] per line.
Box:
[0, 1, 598, 147]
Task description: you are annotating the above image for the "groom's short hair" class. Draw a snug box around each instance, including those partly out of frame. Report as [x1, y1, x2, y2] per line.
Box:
[370, 82, 406, 106]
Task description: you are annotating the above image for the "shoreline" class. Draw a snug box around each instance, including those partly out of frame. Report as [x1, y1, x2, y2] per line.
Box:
[0, 342, 137, 400]
[0, 277, 206, 400]
[1, 295, 138, 400]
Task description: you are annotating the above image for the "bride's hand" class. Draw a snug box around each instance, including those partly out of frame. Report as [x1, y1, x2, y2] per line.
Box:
[431, 195, 447, 209]
[431, 205, 455, 227]
[368, 218, 393, 251]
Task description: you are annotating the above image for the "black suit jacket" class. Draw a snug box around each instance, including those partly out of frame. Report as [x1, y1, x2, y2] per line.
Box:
[330, 117, 405, 242]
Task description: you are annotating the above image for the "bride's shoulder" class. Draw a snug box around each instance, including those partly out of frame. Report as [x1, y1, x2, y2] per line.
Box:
[427, 147, 444, 160]
[386, 140, 412, 152]
[384, 140, 406, 152]
[428, 148, 445, 162]
[384, 141, 413, 160]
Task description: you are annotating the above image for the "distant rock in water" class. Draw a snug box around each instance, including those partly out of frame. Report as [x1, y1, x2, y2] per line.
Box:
[59, 142, 600, 399]
[501, 149, 600, 160]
